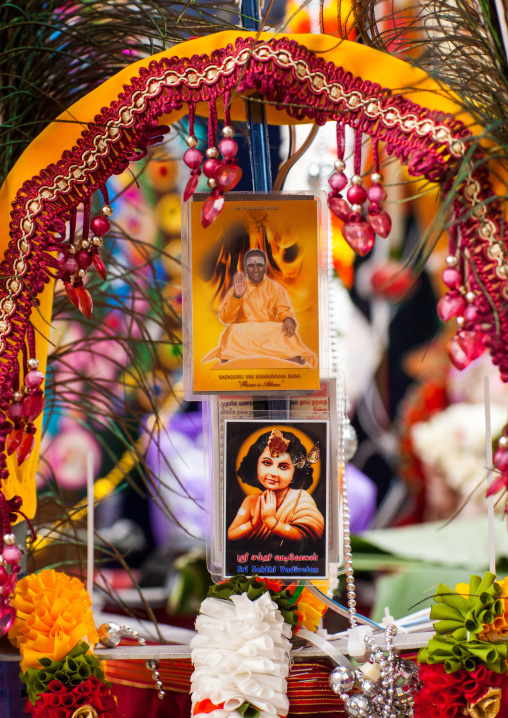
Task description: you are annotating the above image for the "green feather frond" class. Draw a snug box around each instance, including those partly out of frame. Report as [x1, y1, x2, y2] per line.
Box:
[0, 0, 240, 182]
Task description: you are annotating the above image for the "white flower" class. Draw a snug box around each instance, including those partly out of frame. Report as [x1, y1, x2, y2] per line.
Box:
[190, 592, 291, 718]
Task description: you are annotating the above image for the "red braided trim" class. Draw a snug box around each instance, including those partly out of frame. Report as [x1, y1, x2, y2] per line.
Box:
[0, 35, 506, 422]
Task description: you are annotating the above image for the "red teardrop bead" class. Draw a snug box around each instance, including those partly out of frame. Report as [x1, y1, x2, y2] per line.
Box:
[457, 330, 486, 361]
[183, 172, 200, 202]
[64, 280, 80, 310]
[0, 566, 7, 585]
[366, 210, 392, 238]
[437, 292, 467, 322]
[22, 392, 45, 422]
[201, 192, 225, 228]
[74, 284, 93, 319]
[328, 196, 351, 222]
[92, 252, 107, 281]
[214, 163, 242, 192]
[17, 430, 35, 465]
[447, 336, 472, 370]
[6, 427, 23, 456]
[342, 220, 376, 257]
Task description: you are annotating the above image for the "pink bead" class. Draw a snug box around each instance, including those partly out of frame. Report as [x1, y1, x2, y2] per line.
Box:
[2, 544, 21, 566]
[494, 447, 508, 472]
[329, 172, 347, 192]
[342, 219, 376, 257]
[458, 329, 486, 361]
[0, 566, 7, 585]
[76, 249, 93, 269]
[447, 336, 471, 370]
[201, 192, 225, 229]
[183, 147, 203, 170]
[347, 184, 367, 205]
[463, 304, 479, 323]
[367, 183, 387, 202]
[90, 215, 110, 236]
[366, 210, 392, 238]
[328, 195, 352, 222]
[22, 392, 45, 422]
[25, 369, 44, 390]
[214, 163, 242, 192]
[0, 605, 15, 636]
[59, 256, 78, 278]
[437, 292, 466, 322]
[442, 267, 462, 289]
[6, 402, 23, 422]
[203, 158, 221, 179]
[183, 172, 200, 202]
[219, 137, 238, 159]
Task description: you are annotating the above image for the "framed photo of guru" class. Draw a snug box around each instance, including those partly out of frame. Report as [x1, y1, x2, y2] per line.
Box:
[182, 193, 328, 398]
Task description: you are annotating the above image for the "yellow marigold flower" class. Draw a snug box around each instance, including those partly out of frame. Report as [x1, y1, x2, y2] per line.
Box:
[8, 569, 98, 672]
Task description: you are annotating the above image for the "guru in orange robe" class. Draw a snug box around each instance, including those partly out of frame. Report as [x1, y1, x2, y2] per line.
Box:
[203, 276, 317, 366]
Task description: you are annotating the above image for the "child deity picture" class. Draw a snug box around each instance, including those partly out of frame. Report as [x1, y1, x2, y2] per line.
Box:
[223, 420, 329, 579]
[186, 195, 321, 395]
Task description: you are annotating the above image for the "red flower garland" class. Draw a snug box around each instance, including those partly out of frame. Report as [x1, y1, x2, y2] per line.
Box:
[26, 675, 120, 718]
[414, 663, 508, 717]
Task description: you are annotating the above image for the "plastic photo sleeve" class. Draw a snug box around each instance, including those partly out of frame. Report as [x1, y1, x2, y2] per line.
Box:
[182, 193, 327, 398]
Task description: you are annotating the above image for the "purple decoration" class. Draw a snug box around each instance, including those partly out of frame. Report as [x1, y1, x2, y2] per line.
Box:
[347, 465, 377, 532]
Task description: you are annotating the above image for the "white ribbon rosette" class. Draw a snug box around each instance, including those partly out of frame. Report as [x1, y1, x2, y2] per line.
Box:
[190, 591, 292, 718]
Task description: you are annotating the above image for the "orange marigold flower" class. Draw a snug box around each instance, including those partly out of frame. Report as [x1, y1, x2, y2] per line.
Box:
[8, 569, 98, 672]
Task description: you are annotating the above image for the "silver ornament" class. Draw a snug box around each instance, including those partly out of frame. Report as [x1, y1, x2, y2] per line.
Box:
[329, 665, 356, 694]
[361, 678, 379, 698]
[98, 621, 122, 648]
[343, 419, 358, 460]
[343, 693, 373, 718]
[394, 683, 414, 706]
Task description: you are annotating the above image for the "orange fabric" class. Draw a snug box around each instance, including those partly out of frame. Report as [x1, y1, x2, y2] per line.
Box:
[204, 276, 317, 366]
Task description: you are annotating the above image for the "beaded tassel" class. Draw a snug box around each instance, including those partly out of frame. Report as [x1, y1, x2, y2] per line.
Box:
[201, 99, 225, 228]
[59, 187, 113, 318]
[366, 140, 392, 239]
[183, 103, 204, 202]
